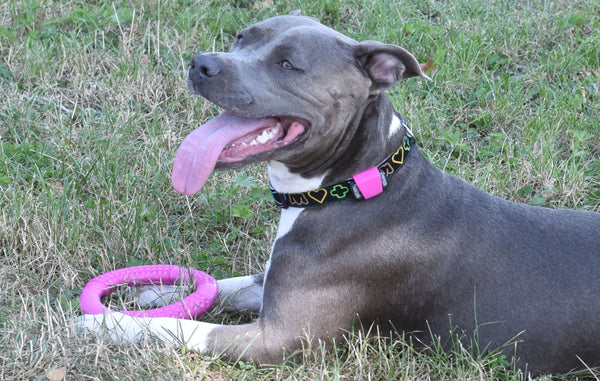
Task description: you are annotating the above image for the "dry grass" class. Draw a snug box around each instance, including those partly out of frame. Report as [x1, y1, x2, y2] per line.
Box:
[1, 0, 599, 379]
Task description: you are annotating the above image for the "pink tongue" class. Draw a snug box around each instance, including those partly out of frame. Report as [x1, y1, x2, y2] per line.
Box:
[172, 111, 279, 195]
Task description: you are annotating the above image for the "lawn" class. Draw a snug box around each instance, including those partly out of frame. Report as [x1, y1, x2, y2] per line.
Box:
[1, 0, 599, 379]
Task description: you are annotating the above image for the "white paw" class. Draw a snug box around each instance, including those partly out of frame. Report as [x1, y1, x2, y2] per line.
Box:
[76, 312, 146, 343]
[136, 284, 188, 308]
[217, 276, 263, 313]
[76, 312, 217, 353]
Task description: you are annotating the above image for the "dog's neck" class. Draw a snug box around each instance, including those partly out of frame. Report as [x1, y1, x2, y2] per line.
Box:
[269, 129, 415, 208]
[268, 95, 412, 198]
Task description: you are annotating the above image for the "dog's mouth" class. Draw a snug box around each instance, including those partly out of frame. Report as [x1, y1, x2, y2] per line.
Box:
[172, 111, 309, 195]
[218, 115, 308, 163]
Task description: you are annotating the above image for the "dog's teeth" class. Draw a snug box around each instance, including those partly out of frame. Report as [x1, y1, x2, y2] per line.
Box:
[256, 136, 267, 144]
[256, 134, 269, 144]
[242, 127, 279, 147]
[256, 127, 277, 144]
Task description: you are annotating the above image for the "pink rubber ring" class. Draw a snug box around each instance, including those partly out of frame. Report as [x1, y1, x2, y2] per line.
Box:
[79, 265, 218, 319]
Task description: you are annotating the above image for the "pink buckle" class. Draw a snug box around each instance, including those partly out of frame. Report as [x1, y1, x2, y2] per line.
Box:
[353, 166, 383, 199]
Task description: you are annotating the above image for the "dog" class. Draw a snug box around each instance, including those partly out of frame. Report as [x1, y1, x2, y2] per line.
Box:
[78, 14, 600, 375]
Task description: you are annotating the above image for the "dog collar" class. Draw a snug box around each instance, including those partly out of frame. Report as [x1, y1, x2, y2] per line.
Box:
[270, 129, 415, 208]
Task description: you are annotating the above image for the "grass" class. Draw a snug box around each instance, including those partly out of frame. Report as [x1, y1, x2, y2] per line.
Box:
[1, 0, 599, 379]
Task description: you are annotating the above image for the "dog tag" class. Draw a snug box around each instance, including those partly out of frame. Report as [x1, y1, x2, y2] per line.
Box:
[353, 166, 384, 199]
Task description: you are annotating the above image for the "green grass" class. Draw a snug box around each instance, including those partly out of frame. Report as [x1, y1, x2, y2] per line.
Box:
[1, 0, 599, 379]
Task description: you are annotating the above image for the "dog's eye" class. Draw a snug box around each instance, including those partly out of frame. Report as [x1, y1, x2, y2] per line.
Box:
[279, 60, 294, 70]
[236, 33, 243, 41]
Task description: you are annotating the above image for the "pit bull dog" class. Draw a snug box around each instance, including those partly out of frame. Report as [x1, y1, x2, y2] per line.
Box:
[78, 14, 600, 375]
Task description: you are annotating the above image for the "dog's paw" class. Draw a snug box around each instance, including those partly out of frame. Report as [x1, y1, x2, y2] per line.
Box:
[75, 312, 218, 353]
[135, 284, 188, 308]
[75, 312, 146, 343]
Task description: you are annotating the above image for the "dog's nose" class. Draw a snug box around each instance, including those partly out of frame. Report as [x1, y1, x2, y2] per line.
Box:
[189, 54, 221, 78]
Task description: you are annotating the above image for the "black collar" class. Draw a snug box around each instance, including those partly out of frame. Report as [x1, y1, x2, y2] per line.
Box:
[269, 129, 415, 208]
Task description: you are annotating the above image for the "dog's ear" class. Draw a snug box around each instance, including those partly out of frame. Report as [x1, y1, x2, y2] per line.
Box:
[355, 41, 432, 92]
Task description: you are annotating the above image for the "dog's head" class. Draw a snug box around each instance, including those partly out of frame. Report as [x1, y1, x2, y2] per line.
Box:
[173, 15, 430, 195]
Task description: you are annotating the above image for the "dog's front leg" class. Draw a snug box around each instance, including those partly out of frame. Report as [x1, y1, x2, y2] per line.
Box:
[76, 312, 218, 351]
[76, 313, 265, 358]
[78, 273, 350, 364]
[77, 312, 301, 364]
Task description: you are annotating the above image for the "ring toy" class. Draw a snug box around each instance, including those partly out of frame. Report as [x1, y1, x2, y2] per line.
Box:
[80, 265, 218, 319]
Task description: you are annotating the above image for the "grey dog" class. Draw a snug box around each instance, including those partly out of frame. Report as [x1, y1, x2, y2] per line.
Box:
[79, 15, 600, 375]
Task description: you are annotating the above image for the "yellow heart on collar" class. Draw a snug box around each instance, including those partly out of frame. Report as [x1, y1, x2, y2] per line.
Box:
[307, 188, 328, 204]
[391, 146, 405, 164]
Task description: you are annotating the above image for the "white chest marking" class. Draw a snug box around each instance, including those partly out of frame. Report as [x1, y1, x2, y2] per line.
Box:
[267, 161, 326, 194]
[388, 113, 402, 139]
[262, 207, 304, 310]
[275, 207, 303, 239]
[263, 162, 325, 306]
